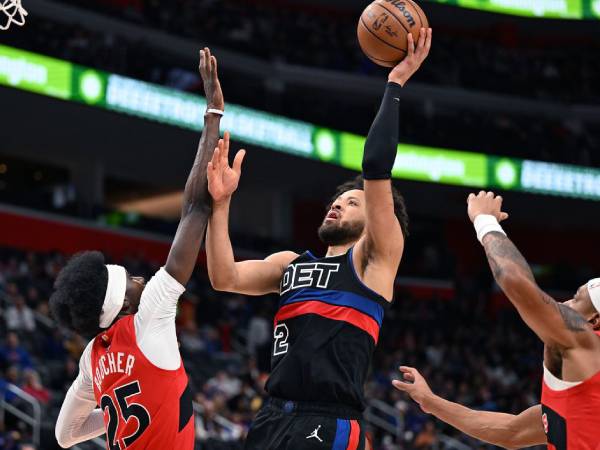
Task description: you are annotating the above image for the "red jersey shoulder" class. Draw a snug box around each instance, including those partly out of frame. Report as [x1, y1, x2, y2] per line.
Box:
[90, 316, 195, 449]
[541, 370, 600, 450]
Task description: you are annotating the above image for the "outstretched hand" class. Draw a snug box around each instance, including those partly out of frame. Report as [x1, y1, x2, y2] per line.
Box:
[199, 47, 224, 111]
[392, 366, 435, 413]
[467, 191, 509, 223]
[388, 27, 432, 87]
[207, 131, 246, 205]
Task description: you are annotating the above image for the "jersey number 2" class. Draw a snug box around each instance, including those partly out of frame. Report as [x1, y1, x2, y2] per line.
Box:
[101, 381, 151, 449]
[273, 323, 289, 356]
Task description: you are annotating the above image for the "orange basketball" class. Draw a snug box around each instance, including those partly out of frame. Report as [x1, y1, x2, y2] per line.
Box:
[357, 0, 429, 67]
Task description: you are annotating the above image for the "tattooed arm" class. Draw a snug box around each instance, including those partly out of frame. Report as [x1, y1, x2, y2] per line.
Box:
[468, 191, 595, 350]
[482, 232, 590, 349]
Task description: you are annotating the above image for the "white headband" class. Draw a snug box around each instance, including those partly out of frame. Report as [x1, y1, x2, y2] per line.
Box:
[587, 278, 600, 314]
[99, 265, 127, 328]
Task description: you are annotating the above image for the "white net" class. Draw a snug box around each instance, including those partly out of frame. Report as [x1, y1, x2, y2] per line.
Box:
[1, 0, 27, 30]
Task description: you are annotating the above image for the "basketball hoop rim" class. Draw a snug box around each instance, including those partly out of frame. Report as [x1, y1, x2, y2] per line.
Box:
[0, 0, 28, 30]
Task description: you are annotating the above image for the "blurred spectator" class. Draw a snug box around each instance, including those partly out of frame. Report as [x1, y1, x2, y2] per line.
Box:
[179, 323, 207, 354]
[50, 357, 78, 392]
[21, 444, 37, 450]
[63, 333, 87, 360]
[204, 326, 225, 355]
[0, 429, 23, 450]
[0, 333, 33, 370]
[1, 372, 18, 403]
[25, 287, 41, 308]
[246, 306, 271, 372]
[2, 366, 21, 403]
[21, 369, 51, 405]
[246, 308, 269, 357]
[205, 371, 242, 401]
[414, 421, 438, 449]
[177, 294, 199, 330]
[5, 295, 36, 332]
[43, 329, 67, 360]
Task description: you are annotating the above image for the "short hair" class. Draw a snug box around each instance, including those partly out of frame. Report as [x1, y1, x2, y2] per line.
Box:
[329, 175, 409, 237]
[49, 251, 108, 337]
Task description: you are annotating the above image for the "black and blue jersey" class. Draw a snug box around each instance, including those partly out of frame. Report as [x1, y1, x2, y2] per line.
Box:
[265, 248, 390, 412]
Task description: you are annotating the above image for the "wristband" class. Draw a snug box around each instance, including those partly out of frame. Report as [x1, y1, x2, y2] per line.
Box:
[474, 214, 506, 243]
[206, 108, 224, 116]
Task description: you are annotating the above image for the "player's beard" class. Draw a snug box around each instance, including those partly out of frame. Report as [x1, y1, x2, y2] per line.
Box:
[317, 220, 364, 246]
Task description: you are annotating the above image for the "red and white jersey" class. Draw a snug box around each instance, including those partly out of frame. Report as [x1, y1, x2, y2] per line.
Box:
[56, 267, 195, 450]
[541, 344, 600, 449]
[91, 315, 194, 450]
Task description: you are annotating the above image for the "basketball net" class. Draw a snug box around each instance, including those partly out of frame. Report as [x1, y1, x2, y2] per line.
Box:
[1, 0, 27, 30]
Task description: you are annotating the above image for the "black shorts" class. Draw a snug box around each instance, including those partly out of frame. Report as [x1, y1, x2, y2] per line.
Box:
[244, 397, 367, 450]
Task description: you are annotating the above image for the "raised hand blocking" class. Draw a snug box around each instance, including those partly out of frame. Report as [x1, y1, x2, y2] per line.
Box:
[199, 47, 224, 112]
[207, 131, 246, 205]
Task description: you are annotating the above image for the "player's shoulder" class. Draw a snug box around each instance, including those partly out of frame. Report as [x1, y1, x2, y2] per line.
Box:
[79, 338, 96, 374]
[145, 267, 186, 294]
[266, 251, 299, 267]
[82, 336, 96, 356]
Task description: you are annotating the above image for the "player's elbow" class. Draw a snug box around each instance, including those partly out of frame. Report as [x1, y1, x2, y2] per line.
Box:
[57, 439, 71, 449]
[501, 435, 529, 449]
[210, 279, 231, 292]
[497, 419, 533, 449]
[55, 428, 71, 449]
[208, 263, 241, 292]
[208, 273, 235, 292]
[481, 431, 518, 449]
[500, 436, 521, 450]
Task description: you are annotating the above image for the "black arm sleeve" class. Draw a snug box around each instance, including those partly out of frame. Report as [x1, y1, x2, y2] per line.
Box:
[362, 82, 402, 180]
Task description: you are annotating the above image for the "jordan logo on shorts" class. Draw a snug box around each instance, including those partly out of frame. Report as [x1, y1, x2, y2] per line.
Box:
[306, 425, 323, 442]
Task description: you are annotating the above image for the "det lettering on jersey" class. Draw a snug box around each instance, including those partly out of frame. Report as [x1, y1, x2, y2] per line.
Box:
[280, 262, 340, 295]
[94, 352, 136, 391]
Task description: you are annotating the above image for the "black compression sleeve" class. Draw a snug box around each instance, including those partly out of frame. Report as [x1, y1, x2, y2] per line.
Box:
[362, 82, 402, 180]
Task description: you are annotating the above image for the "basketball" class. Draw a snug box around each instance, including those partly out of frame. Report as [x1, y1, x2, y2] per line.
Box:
[357, 0, 429, 67]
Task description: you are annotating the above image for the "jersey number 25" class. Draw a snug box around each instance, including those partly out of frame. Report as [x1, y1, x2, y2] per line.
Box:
[101, 380, 151, 449]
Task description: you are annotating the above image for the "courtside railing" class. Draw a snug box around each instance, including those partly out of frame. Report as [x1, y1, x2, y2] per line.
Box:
[365, 397, 471, 449]
[365, 397, 404, 438]
[0, 383, 41, 446]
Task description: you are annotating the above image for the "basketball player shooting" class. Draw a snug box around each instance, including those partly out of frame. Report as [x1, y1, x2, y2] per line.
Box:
[393, 191, 600, 449]
[50, 48, 224, 449]
[206, 28, 431, 450]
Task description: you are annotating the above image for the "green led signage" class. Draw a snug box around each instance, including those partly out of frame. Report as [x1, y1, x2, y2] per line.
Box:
[1, 44, 600, 201]
[424, 0, 600, 19]
[0, 44, 72, 99]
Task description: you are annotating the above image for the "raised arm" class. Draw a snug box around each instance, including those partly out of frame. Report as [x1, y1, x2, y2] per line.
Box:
[206, 134, 297, 295]
[164, 48, 223, 286]
[393, 366, 546, 449]
[353, 29, 431, 298]
[467, 191, 598, 350]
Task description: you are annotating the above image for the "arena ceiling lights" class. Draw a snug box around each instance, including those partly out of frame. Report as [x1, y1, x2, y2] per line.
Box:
[424, 0, 600, 19]
[1, 44, 600, 201]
